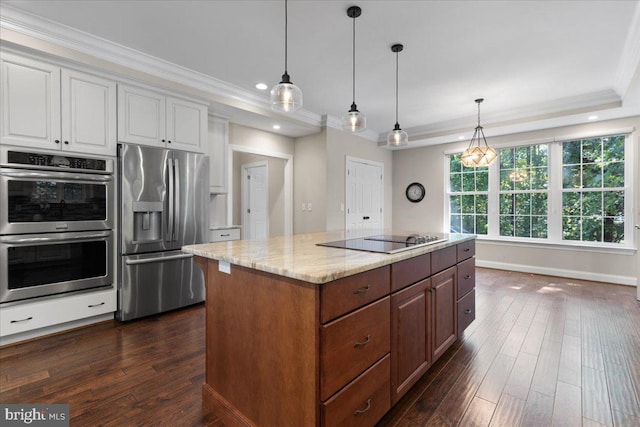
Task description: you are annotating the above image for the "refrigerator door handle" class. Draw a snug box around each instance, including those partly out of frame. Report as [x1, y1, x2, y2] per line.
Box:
[173, 158, 180, 242]
[124, 253, 193, 265]
[167, 157, 174, 242]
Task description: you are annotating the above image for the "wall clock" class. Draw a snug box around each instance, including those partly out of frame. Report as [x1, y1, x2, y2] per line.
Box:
[406, 182, 425, 203]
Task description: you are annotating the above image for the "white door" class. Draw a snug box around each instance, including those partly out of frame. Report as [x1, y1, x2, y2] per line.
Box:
[242, 162, 268, 239]
[1, 53, 61, 149]
[61, 69, 116, 156]
[346, 157, 383, 234]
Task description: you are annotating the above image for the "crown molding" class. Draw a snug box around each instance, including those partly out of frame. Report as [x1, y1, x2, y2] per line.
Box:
[614, 0, 640, 98]
[0, 4, 324, 128]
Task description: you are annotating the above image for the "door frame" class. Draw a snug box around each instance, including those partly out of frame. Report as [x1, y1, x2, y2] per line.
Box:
[345, 155, 384, 233]
[228, 144, 293, 236]
[241, 161, 269, 239]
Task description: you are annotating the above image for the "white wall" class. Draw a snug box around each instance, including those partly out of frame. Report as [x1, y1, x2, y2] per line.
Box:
[393, 116, 640, 285]
[294, 130, 327, 234]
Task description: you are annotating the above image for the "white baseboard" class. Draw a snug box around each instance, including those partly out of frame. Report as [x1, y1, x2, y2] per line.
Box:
[476, 260, 637, 287]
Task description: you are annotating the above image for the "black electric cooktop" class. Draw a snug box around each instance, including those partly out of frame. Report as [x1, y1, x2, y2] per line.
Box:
[317, 234, 447, 254]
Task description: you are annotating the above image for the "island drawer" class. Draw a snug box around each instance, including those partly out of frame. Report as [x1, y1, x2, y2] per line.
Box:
[457, 240, 475, 261]
[391, 253, 430, 292]
[320, 297, 390, 401]
[431, 245, 457, 274]
[457, 290, 475, 336]
[457, 257, 475, 299]
[321, 265, 390, 323]
[321, 354, 390, 427]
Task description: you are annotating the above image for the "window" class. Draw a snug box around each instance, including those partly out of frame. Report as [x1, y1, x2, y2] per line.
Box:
[448, 153, 488, 235]
[561, 135, 625, 243]
[499, 144, 548, 238]
[446, 132, 631, 248]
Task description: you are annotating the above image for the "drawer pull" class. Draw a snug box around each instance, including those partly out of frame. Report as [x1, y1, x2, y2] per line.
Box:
[220, 233, 230, 237]
[464, 274, 471, 280]
[354, 398, 371, 416]
[463, 248, 470, 252]
[465, 308, 472, 314]
[353, 285, 370, 295]
[354, 334, 371, 348]
[10, 316, 33, 323]
[88, 302, 105, 308]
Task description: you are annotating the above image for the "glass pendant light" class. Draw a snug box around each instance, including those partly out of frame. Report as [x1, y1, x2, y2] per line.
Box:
[341, 6, 366, 132]
[460, 98, 498, 167]
[270, 0, 303, 113]
[387, 44, 408, 146]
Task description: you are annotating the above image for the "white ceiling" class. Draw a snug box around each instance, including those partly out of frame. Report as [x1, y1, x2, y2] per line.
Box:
[2, 0, 640, 146]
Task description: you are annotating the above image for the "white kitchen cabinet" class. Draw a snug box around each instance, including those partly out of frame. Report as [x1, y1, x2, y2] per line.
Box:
[210, 227, 240, 242]
[118, 84, 207, 153]
[207, 115, 229, 193]
[1, 53, 117, 156]
[0, 288, 116, 338]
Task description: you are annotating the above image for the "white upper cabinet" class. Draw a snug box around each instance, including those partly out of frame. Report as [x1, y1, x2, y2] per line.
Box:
[118, 84, 207, 153]
[1, 53, 116, 156]
[207, 116, 229, 193]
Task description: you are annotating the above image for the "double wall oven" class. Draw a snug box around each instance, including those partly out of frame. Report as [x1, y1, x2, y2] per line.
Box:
[0, 147, 114, 304]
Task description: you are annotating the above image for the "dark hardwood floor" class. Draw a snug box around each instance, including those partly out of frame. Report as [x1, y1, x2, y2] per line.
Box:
[1, 268, 639, 426]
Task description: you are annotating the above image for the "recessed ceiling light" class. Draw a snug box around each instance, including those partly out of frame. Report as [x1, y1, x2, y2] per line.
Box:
[256, 83, 268, 90]
[272, 124, 281, 130]
[588, 115, 598, 120]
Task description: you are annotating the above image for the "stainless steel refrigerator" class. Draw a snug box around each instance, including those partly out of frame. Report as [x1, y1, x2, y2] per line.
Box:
[117, 144, 209, 321]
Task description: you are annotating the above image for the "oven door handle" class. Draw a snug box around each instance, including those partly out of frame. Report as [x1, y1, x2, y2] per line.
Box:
[0, 231, 111, 244]
[0, 169, 112, 182]
[125, 253, 193, 265]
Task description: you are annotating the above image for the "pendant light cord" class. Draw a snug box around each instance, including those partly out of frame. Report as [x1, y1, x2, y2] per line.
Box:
[352, 13, 356, 104]
[284, 0, 288, 74]
[395, 50, 399, 125]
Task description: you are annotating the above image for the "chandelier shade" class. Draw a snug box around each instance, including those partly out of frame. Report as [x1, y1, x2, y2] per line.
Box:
[460, 98, 497, 167]
[341, 6, 366, 132]
[270, 0, 303, 112]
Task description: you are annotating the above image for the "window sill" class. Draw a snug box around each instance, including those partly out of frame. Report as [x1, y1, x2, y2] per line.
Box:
[474, 235, 636, 255]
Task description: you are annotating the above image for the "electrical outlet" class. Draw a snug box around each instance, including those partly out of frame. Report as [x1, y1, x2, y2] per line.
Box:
[301, 203, 306, 211]
[307, 203, 312, 211]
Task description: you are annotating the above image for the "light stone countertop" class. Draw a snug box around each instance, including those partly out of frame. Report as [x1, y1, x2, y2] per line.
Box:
[183, 230, 475, 284]
[209, 225, 241, 230]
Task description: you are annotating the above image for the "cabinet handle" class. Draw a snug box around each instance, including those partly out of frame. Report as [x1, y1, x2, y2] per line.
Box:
[10, 316, 33, 323]
[354, 398, 371, 416]
[220, 233, 230, 237]
[363, 216, 370, 220]
[465, 309, 472, 314]
[162, 139, 166, 143]
[463, 248, 470, 252]
[54, 139, 60, 144]
[464, 275, 471, 280]
[354, 334, 371, 348]
[88, 302, 105, 308]
[168, 140, 171, 144]
[64, 140, 69, 145]
[353, 285, 370, 295]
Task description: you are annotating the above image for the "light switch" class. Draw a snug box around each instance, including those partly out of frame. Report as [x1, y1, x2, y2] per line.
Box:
[307, 203, 312, 211]
[301, 203, 306, 211]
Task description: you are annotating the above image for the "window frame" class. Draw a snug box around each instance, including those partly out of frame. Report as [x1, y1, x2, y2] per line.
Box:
[444, 130, 635, 250]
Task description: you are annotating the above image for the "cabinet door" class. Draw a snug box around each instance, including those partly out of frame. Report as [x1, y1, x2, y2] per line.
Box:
[61, 70, 116, 155]
[117, 85, 165, 147]
[208, 116, 228, 193]
[166, 97, 207, 153]
[1, 54, 61, 149]
[431, 266, 457, 361]
[390, 278, 431, 404]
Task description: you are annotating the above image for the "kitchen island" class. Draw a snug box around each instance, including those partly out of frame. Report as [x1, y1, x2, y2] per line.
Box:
[182, 231, 476, 427]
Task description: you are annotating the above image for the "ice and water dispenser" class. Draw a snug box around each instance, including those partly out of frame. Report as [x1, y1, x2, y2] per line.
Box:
[132, 201, 163, 244]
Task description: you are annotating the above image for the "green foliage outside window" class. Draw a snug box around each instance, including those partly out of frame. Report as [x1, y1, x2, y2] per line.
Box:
[449, 153, 488, 235]
[499, 144, 548, 238]
[562, 136, 625, 243]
